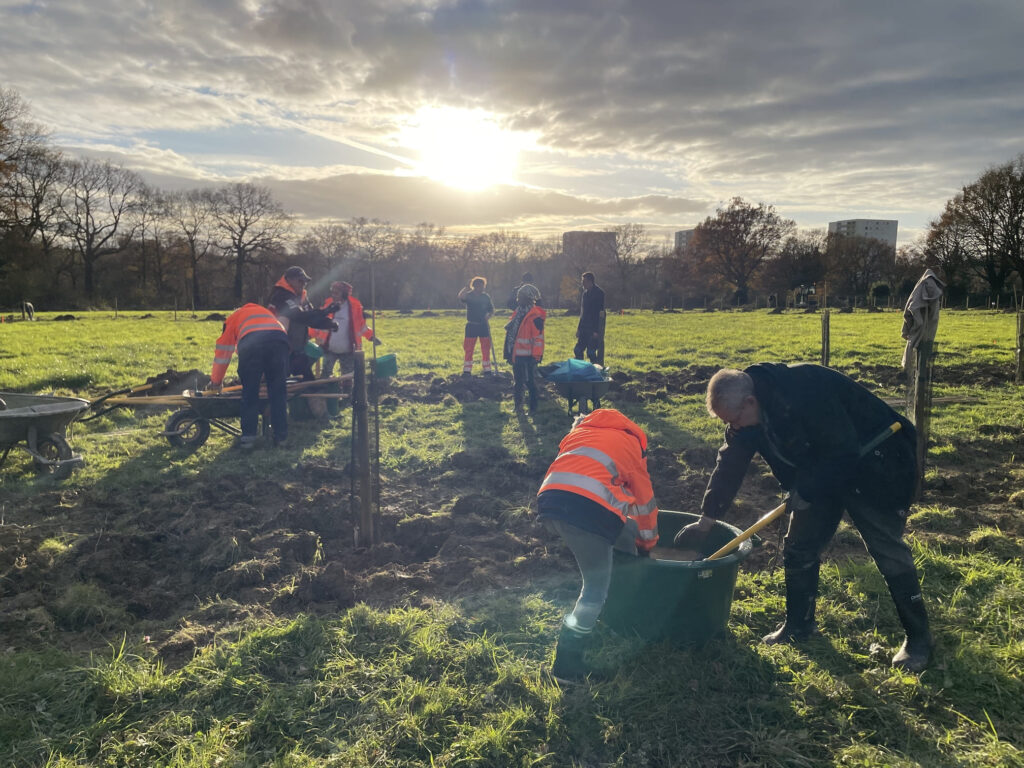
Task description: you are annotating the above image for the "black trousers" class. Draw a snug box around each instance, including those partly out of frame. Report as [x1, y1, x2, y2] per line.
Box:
[783, 492, 917, 581]
[237, 335, 290, 442]
[573, 334, 600, 364]
[513, 356, 538, 408]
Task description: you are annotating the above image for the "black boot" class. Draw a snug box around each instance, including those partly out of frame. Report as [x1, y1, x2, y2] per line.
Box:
[886, 571, 933, 673]
[550, 620, 591, 682]
[763, 564, 820, 645]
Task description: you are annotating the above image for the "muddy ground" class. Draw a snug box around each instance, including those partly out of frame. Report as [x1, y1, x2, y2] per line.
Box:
[1, 364, 1021, 667]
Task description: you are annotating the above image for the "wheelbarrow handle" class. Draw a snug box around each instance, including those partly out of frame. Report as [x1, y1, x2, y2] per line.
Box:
[84, 380, 169, 420]
[704, 422, 902, 561]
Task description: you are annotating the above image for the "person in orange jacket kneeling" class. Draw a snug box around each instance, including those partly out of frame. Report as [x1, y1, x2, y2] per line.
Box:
[537, 408, 659, 680]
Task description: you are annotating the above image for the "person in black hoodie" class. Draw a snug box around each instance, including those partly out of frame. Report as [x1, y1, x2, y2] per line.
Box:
[266, 266, 339, 380]
[678, 363, 933, 672]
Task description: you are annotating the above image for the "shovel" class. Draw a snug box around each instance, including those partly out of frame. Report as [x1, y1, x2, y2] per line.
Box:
[703, 421, 903, 561]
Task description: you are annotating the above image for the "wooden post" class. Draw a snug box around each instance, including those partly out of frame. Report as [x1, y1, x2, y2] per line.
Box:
[114, 297, 118, 319]
[908, 340, 937, 499]
[1016, 312, 1024, 384]
[174, 297, 177, 322]
[352, 350, 373, 547]
[821, 309, 831, 367]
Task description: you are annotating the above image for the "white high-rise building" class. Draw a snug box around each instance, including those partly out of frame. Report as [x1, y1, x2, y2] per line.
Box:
[827, 219, 898, 248]
[674, 229, 696, 251]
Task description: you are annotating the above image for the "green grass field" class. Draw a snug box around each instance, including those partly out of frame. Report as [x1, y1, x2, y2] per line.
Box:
[1, 308, 1023, 767]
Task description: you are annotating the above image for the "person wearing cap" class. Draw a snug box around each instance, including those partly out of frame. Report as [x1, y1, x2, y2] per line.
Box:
[266, 267, 339, 380]
[318, 280, 380, 378]
[537, 408, 659, 680]
[457, 276, 495, 376]
[503, 283, 545, 412]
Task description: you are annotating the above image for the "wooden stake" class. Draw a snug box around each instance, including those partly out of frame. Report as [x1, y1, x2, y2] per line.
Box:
[352, 350, 373, 547]
[821, 309, 831, 367]
[909, 340, 936, 500]
[1016, 312, 1024, 385]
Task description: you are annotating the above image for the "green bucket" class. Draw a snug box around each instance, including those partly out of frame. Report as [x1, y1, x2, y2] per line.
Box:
[371, 353, 397, 379]
[601, 510, 754, 645]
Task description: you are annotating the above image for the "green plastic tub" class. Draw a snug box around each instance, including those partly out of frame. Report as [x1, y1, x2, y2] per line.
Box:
[371, 353, 398, 379]
[601, 510, 754, 645]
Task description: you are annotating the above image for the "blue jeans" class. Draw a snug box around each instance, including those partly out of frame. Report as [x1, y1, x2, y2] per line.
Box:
[237, 333, 290, 442]
[546, 518, 638, 631]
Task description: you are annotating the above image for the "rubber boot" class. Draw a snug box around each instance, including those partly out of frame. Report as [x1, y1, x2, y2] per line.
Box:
[550, 620, 591, 682]
[886, 571, 933, 673]
[763, 564, 820, 645]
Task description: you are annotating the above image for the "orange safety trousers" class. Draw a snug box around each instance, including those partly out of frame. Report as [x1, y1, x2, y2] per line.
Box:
[463, 336, 493, 372]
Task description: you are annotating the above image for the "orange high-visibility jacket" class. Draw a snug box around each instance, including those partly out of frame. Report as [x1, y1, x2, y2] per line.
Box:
[512, 304, 545, 361]
[538, 409, 659, 551]
[313, 296, 373, 350]
[210, 304, 287, 385]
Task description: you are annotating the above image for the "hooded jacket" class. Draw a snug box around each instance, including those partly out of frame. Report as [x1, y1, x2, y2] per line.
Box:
[701, 363, 916, 518]
[538, 408, 659, 551]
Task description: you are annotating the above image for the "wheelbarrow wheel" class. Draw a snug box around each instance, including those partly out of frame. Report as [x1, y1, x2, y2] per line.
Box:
[165, 409, 211, 449]
[34, 432, 73, 479]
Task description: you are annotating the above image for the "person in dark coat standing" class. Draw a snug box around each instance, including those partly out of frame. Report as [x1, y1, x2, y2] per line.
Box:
[573, 272, 605, 364]
[266, 266, 339, 380]
[676, 363, 933, 672]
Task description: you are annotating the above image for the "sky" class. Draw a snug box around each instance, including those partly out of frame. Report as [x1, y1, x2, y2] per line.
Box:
[2, 0, 1023, 246]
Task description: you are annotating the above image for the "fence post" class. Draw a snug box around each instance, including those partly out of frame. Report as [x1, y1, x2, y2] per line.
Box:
[1016, 312, 1024, 384]
[352, 350, 374, 547]
[907, 340, 937, 499]
[821, 309, 831, 367]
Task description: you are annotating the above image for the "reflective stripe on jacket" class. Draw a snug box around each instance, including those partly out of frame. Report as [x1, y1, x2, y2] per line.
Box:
[512, 304, 545, 360]
[538, 408, 659, 551]
[210, 304, 287, 385]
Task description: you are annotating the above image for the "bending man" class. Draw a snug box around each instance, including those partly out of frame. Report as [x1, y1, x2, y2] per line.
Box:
[678, 364, 932, 672]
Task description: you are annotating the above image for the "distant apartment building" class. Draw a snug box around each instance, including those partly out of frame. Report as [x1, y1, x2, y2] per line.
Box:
[562, 231, 617, 263]
[827, 219, 898, 248]
[674, 229, 696, 251]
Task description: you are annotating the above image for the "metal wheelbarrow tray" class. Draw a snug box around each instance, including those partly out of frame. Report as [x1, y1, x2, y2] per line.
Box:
[549, 378, 612, 417]
[0, 392, 90, 478]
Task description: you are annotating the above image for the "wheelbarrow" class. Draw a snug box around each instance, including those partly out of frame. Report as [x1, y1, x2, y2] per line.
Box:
[161, 376, 351, 449]
[548, 378, 612, 418]
[0, 392, 90, 478]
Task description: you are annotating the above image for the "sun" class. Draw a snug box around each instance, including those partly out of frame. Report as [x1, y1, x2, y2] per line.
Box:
[401, 106, 529, 190]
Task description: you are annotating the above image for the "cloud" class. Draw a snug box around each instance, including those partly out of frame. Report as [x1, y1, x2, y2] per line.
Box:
[2, 0, 1023, 242]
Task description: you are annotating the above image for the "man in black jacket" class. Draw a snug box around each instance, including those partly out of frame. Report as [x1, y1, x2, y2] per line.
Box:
[266, 266, 339, 380]
[573, 272, 605, 364]
[678, 363, 933, 672]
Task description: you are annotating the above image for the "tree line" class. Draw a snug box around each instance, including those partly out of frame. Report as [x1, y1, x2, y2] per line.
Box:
[3, 85, 1023, 312]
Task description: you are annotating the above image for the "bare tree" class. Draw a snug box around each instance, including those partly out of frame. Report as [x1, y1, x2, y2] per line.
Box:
[691, 197, 795, 304]
[825, 233, 894, 299]
[168, 188, 217, 308]
[55, 158, 143, 298]
[212, 183, 290, 301]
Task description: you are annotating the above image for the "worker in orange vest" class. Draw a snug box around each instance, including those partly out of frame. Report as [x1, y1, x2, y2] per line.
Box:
[208, 304, 290, 448]
[316, 281, 380, 378]
[537, 408, 660, 680]
[503, 284, 545, 412]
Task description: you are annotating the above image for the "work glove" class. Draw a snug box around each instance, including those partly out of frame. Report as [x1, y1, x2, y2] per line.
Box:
[330, 321, 340, 332]
[372, 336, 382, 346]
[786, 490, 811, 512]
[204, 383, 222, 395]
[327, 301, 342, 314]
[672, 514, 716, 552]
